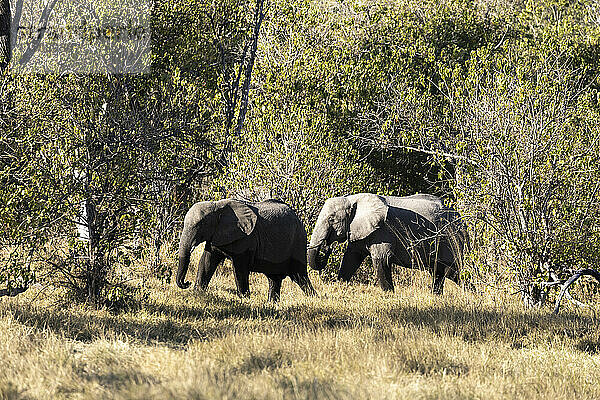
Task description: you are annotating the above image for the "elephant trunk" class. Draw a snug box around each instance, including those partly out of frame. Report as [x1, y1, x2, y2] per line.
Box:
[307, 247, 319, 270]
[307, 245, 332, 271]
[176, 227, 194, 289]
[307, 218, 332, 271]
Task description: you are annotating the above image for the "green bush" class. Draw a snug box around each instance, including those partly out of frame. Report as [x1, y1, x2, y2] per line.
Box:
[3, 0, 600, 306]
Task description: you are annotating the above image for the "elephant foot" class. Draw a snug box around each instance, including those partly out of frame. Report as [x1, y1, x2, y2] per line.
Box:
[267, 274, 283, 302]
[374, 258, 393, 292]
[432, 277, 445, 295]
[379, 283, 394, 292]
[432, 283, 444, 295]
[290, 273, 317, 297]
[193, 283, 208, 292]
[302, 284, 317, 297]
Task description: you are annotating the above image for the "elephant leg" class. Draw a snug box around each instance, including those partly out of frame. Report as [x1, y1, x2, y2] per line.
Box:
[232, 252, 252, 298]
[290, 272, 317, 296]
[446, 262, 460, 285]
[374, 256, 394, 291]
[266, 274, 284, 302]
[432, 263, 447, 295]
[194, 246, 226, 291]
[338, 250, 367, 282]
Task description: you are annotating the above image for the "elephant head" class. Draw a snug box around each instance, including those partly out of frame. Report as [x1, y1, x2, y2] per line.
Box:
[176, 199, 257, 289]
[307, 194, 388, 270]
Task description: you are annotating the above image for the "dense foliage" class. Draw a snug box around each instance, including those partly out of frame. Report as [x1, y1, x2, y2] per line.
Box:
[1, 0, 600, 306]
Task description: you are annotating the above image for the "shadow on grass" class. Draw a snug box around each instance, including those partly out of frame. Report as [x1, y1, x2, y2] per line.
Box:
[5, 303, 223, 346]
[2, 291, 260, 347]
[3, 288, 599, 352]
[398, 304, 596, 338]
[283, 301, 600, 350]
[230, 349, 292, 375]
[143, 291, 283, 321]
[140, 293, 600, 351]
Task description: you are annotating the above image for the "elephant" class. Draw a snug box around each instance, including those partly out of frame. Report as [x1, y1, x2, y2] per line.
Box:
[177, 198, 316, 302]
[307, 193, 467, 294]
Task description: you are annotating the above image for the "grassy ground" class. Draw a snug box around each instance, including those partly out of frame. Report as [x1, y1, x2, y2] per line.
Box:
[0, 268, 599, 400]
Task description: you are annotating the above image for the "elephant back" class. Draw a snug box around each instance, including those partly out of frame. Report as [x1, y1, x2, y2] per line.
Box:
[383, 194, 445, 224]
[253, 200, 306, 265]
[384, 194, 467, 266]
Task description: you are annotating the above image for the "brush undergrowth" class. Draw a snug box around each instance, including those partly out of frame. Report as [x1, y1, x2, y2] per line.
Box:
[0, 267, 599, 400]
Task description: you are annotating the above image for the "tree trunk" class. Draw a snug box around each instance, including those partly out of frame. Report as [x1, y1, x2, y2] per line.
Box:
[84, 199, 106, 302]
[234, 0, 266, 135]
[152, 235, 163, 276]
[0, 0, 11, 73]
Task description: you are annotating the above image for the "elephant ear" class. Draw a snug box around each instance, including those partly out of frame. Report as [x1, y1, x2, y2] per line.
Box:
[212, 199, 258, 246]
[348, 194, 388, 241]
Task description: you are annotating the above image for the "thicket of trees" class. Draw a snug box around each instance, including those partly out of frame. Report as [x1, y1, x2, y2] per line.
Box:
[2, 0, 600, 307]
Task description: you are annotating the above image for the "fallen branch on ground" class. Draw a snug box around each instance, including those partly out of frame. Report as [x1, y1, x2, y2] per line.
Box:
[553, 268, 600, 314]
[0, 286, 28, 297]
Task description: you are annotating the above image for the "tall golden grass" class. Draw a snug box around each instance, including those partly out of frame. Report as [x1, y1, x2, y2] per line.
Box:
[0, 267, 599, 399]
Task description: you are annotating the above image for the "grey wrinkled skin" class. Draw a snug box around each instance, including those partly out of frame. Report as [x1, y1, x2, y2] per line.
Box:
[308, 193, 468, 294]
[177, 198, 316, 302]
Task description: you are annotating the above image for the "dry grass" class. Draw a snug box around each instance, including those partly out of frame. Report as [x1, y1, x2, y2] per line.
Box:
[1, 268, 599, 399]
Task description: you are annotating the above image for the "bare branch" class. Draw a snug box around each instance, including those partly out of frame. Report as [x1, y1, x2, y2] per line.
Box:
[235, 0, 267, 135]
[17, 0, 58, 66]
[11, 0, 23, 50]
[393, 145, 479, 166]
[553, 268, 600, 314]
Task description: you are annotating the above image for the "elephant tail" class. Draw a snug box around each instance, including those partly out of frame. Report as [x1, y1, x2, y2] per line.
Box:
[290, 270, 317, 297]
[446, 213, 473, 290]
